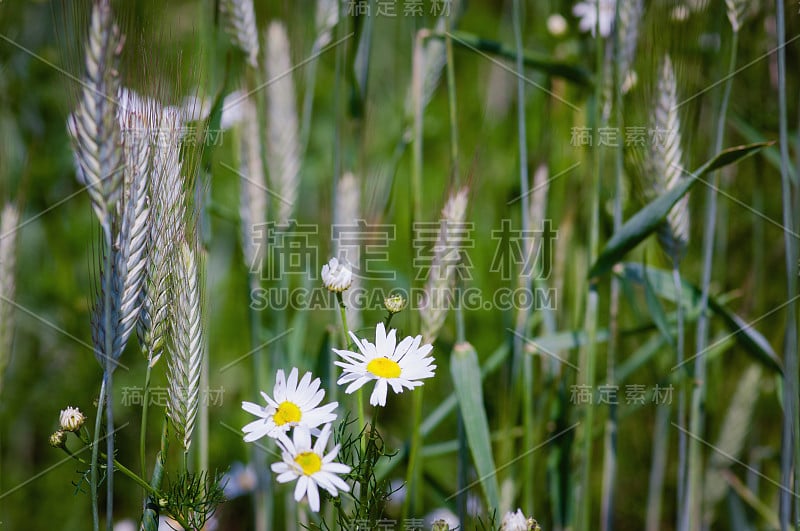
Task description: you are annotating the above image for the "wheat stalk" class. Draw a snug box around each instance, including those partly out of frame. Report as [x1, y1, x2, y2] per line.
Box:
[238, 96, 267, 270]
[167, 238, 203, 453]
[644, 55, 689, 265]
[0, 203, 19, 394]
[421, 187, 469, 343]
[220, 0, 260, 68]
[265, 22, 300, 224]
[68, 0, 123, 229]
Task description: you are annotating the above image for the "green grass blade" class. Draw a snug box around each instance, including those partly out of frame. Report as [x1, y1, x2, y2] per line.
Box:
[450, 341, 501, 509]
[618, 263, 783, 374]
[589, 142, 772, 278]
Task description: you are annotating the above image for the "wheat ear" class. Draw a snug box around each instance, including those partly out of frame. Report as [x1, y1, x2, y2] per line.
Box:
[617, 0, 643, 91]
[0, 203, 19, 394]
[335, 171, 362, 330]
[91, 91, 153, 365]
[238, 96, 267, 270]
[138, 106, 186, 367]
[265, 22, 300, 224]
[68, 0, 123, 228]
[421, 187, 469, 343]
[725, 0, 747, 33]
[167, 237, 203, 453]
[646, 55, 689, 265]
[220, 0, 260, 68]
[313, 0, 340, 52]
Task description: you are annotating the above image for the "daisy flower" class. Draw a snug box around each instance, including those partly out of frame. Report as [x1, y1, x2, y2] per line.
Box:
[573, 0, 616, 38]
[242, 368, 338, 442]
[271, 424, 351, 512]
[321, 257, 353, 292]
[59, 406, 86, 432]
[333, 322, 436, 407]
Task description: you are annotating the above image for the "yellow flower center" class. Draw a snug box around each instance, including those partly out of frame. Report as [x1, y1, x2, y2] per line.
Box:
[367, 357, 401, 379]
[295, 451, 322, 475]
[273, 401, 302, 426]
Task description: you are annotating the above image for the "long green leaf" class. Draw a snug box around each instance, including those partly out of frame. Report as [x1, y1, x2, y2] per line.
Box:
[589, 142, 772, 278]
[618, 263, 783, 374]
[450, 341, 500, 509]
[439, 30, 593, 86]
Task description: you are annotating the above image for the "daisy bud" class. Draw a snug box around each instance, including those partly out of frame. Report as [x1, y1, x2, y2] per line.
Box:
[500, 509, 539, 531]
[59, 406, 86, 432]
[383, 294, 407, 315]
[321, 257, 352, 293]
[431, 520, 450, 531]
[49, 430, 67, 449]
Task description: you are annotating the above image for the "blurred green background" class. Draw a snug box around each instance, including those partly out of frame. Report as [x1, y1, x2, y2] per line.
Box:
[0, 0, 797, 529]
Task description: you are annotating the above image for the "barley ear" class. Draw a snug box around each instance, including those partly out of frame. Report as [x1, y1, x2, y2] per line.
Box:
[334, 171, 362, 330]
[238, 96, 267, 270]
[167, 238, 203, 452]
[220, 0, 260, 67]
[725, 0, 747, 33]
[138, 107, 186, 367]
[645, 55, 689, 265]
[265, 22, 300, 224]
[0, 204, 19, 394]
[68, 0, 123, 228]
[421, 187, 469, 343]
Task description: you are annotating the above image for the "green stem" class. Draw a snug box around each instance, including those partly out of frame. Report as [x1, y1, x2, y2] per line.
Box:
[682, 28, 738, 531]
[248, 273, 270, 531]
[102, 224, 115, 531]
[577, 11, 605, 530]
[140, 351, 154, 483]
[336, 292, 363, 443]
[510, 0, 536, 515]
[775, 0, 800, 525]
[91, 378, 107, 531]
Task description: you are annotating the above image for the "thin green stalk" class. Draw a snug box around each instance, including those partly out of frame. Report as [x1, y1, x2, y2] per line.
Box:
[91, 378, 107, 531]
[646, 403, 671, 531]
[775, 0, 799, 526]
[336, 291, 363, 442]
[139, 355, 154, 482]
[402, 28, 426, 522]
[510, 0, 536, 515]
[682, 29, 738, 531]
[103, 225, 115, 531]
[577, 8, 604, 529]
[601, 7, 625, 526]
[247, 272, 270, 531]
[674, 264, 687, 523]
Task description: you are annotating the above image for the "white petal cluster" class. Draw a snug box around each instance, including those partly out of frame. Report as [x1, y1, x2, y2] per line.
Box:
[321, 257, 353, 292]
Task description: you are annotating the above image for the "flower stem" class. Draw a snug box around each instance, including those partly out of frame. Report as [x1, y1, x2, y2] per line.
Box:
[336, 291, 364, 447]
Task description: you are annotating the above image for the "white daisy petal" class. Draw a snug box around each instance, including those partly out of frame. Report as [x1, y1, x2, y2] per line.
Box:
[334, 323, 436, 407]
[269, 424, 350, 513]
[242, 368, 338, 441]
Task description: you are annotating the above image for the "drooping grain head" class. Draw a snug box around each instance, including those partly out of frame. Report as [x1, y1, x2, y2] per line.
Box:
[421, 187, 469, 343]
[220, 0, 260, 68]
[0, 203, 19, 393]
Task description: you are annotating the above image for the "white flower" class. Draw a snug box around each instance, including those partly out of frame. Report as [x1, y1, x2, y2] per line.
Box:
[321, 257, 353, 292]
[547, 14, 568, 36]
[573, 0, 616, 38]
[333, 322, 436, 407]
[242, 368, 338, 442]
[500, 508, 534, 530]
[59, 406, 86, 432]
[271, 424, 351, 512]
